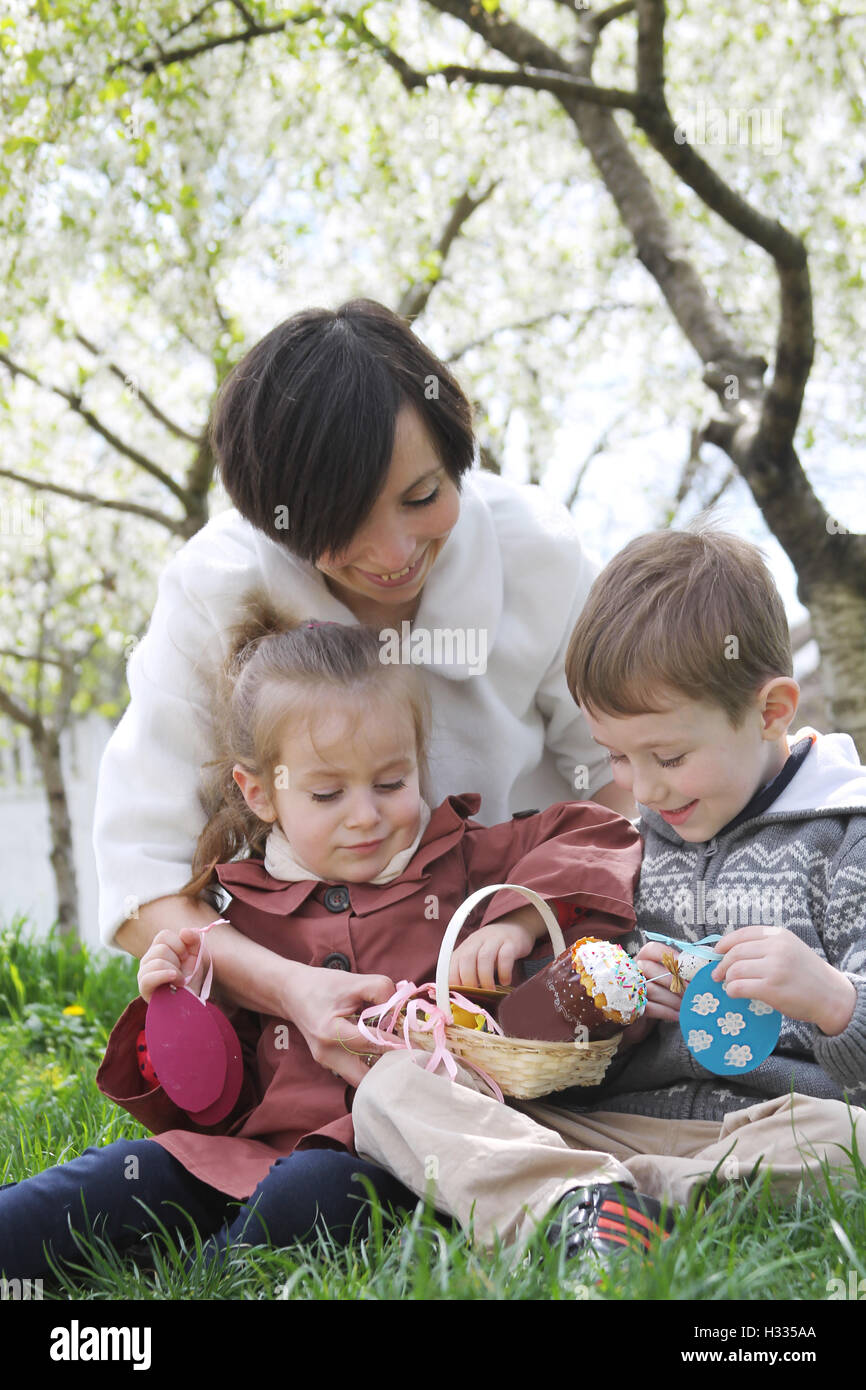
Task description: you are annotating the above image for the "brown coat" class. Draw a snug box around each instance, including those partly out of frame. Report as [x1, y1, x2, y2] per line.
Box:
[96, 795, 642, 1199]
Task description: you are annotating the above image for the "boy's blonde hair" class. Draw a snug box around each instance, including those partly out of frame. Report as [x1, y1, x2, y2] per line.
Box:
[565, 528, 793, 727]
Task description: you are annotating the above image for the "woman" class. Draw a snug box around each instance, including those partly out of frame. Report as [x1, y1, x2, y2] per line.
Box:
[94, 296, 632, 1085]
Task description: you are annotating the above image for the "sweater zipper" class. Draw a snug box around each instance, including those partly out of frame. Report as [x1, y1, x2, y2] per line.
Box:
[689, 837, 718, 936]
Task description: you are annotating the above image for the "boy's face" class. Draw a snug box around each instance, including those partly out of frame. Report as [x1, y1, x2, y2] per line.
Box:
[583, 687, 795, 842]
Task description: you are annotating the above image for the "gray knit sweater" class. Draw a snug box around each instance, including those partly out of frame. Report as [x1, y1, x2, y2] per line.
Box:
[558, 729, 866, 1123]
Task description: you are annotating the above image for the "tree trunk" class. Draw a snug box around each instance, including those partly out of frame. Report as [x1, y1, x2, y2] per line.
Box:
[799, 581, 866, 760]
[32, 728, 80, 943]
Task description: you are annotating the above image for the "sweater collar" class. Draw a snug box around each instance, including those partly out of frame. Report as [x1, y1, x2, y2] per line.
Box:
[214, 792, 481, 915]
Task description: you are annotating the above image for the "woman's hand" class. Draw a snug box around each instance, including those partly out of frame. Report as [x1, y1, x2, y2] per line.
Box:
[137, 926, 203, 1002]
[287, 964, 397, 1089]
[712, 925, 857, 1035]
[449, 919, 539, 991]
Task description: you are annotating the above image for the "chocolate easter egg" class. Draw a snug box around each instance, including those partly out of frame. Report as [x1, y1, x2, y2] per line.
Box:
[499, 938, 646, 1042]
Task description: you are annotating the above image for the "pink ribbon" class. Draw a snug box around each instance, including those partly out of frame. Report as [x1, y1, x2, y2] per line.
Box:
[357, 981, 506, 1103]
[182, 917, 230, 1005]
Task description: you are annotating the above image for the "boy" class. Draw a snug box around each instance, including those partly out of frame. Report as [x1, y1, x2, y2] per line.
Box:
[352, 527, 866, 1267]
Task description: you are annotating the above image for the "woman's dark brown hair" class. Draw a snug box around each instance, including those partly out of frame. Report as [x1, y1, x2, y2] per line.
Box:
[209, 298, 476, 564]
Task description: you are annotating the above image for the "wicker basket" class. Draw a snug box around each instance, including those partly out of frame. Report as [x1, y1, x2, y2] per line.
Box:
[408, 883, 623, 1100]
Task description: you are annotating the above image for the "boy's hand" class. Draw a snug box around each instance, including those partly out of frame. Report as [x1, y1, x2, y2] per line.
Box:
[712, 925, 857, 1036]
[138, 927, 203, 1003]
[449, 919, 539, 991]
[611, 941, 684, 1051]
[633, 941, 685, 1021]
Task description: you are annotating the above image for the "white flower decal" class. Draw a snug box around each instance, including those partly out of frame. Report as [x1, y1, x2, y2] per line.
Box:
[748, 999, 774, 1016]
[691, 992, 719, 1016]
[687, 1029, 714, 1053]
[724, 1044, 753, 1067]
[717, 1012, 746, 1036]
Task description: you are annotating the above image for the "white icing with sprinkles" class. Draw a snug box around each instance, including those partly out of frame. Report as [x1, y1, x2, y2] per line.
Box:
[571, 939, 647, 1022]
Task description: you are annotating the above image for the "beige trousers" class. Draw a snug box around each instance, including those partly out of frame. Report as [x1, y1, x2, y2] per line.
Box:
[353, 1050, 866, 1248]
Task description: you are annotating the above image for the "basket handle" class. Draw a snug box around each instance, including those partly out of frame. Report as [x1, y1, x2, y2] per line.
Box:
[435, 884, 566, 1019]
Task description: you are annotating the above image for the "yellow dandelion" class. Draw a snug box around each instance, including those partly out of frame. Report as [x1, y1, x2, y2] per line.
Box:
[62, 1005, 85, 1016]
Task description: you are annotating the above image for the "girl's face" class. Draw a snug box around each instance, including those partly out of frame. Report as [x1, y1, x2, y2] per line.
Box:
[233, 691, 423, 883]
[314, 404, 461, 614]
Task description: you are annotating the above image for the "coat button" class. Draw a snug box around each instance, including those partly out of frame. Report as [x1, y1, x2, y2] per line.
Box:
[323, 885, 350, 912]
[511, 808, 539, 819]
[322, 951, 352, 971]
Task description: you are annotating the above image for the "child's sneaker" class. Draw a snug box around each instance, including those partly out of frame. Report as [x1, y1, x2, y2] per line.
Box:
[547, 1182, 676, 1274]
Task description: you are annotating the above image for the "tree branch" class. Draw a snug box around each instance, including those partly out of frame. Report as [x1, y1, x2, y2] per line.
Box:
[398, 181, 499, 323]
[338, 11, 641, 110]
[0, 468, 193, 536]
[593, 2, 637, 32]
[633, 86, 807, 263]
[635, 0, 664, 98]
[630, 2, 814, 464]
[445, 305, 616, 362]
[430, 0, 581, 71]
[423, 0, 747, 368]
[429, 64, 640, 109]
[755, 264, 815, 460]
[0, 686, 39, 733]
[164, 0, 221, 43]
[0, 351, 192, 505]
[110, 9, 323, 75]
[0, 648, 73, 670]
[73, 331, 203, 444]
[565, 406, 629, 509]
[700, 463, 737, 512]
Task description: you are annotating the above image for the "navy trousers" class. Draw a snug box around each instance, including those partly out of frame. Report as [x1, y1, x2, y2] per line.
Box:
[0, 1140, 417, 1279]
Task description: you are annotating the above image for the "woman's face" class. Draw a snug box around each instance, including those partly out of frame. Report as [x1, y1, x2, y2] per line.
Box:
[315, 404, 461, 614]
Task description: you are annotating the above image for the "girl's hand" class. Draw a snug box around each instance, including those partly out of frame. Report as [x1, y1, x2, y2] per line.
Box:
[138, 927, 203, 1002]
[712, 925, 857, 1035]
[449, 919, 538, 991]
[288, 964, 397, 1090]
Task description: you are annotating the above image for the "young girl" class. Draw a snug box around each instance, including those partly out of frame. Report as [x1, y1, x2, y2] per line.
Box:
[0, 602, 642, 1280]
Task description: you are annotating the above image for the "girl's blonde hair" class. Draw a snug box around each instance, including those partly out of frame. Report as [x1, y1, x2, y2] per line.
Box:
[181, 590, 432, 899]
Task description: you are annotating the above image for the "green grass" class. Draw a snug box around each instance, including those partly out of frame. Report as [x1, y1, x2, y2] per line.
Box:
[2, 915, 866, 1301]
